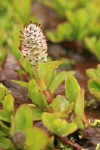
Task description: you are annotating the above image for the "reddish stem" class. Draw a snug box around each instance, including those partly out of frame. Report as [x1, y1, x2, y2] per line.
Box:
[58, 136, 84, 150]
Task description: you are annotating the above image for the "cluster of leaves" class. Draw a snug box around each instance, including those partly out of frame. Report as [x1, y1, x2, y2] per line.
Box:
[42, 0, 100, 60]
[85, 37, 100, 61]
[0, 93, 48, 150]
[0, 0, 37, 60]
[87, 64, 100, 101]
[0, 60, 88, 149]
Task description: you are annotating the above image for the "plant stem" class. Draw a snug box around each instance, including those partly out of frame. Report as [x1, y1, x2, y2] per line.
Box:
[34, 63, 46, 90]
[58, 136, 84, 150]
[34, 63, 40, 84]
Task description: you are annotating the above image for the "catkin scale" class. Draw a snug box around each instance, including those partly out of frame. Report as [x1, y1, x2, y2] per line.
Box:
[19, 23, 48, 65]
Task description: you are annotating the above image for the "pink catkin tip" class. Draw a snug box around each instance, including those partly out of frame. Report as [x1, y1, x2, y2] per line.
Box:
[30, 20, 32, 24]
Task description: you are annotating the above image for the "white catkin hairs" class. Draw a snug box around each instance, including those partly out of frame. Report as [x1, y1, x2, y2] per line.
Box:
[19, 22, 48, 65]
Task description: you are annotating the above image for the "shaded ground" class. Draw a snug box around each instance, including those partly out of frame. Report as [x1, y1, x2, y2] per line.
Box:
[0, 54, 31, 109]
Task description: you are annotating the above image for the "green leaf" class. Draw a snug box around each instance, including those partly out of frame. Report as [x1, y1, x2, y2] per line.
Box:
[0, 94, 14, 122]
[25, 127, 48, 150]
[86, 68, 100, 79]
[90, 119, 100, 127]
[13, 0, 31, 22]
[87, 64, 100, 101]
[38, 61, 62, 80]
[42, 112, 61, 133]
[45, 70, 56, 89]
[47, 23, 72, 42]
[66, 9, 88, 29]
[0, 130, 7, 137]
[0, 137, 14, 149]
[96, 143, 100, 150]
[84, 37, 100, 61]
[32, 108, 43, 121]
[65, 75, 80, 103]
[64, 123, 78, 136]
[75, 89, 84, 119]
[20, 58, 34, 78]
[11, 80, 28, 88]
[42, 113, 77, 136]
[50, 95, 69, 112]
[0, 88, 5, 102]
[86, 64, 100, 79]
[88, 79, 100, 100]
[53, 119, 77, 136]
[3, 94, 14, 113]
[74, 115, 84, 129]
[0, 110, 11, 122]
[0, 84, 8, 102]
[66, 9, 89, 40]
[28, 79, 47, 108]
[49, 71, 74, 93]
[0, 121, 9, 137]
[15, 105, 33, 132]
[43, 0, 77, 17]
[75, 89, 85, 129]
[61, 103, 74, 118]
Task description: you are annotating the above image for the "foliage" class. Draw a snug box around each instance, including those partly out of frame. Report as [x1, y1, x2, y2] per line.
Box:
[0, 0, 37, 59]
[65, 74, 80, 103]
[0, 57, 88, 149]
[84, 37, 100, 61]
[0, 84, 9, 102]
[0, 1, 100, 148]
[47, 22, 72, 42]
[42, 0, 88, 18]
[86, 64, 100, 100]
[42, 0, 100, 60]
[0, 83, 49, 150]
[90, 119, 100, 127]
[42, 113, 77, 136]
[96, 144, 100, 150]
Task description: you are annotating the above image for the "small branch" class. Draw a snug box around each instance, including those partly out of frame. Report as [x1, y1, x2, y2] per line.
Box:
[58, 136, 84, 150]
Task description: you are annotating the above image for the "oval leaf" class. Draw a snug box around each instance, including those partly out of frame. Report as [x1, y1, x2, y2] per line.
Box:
[25, 127, 48, 150]
[50, 95, 69, 112]
[49, 71, 74, 93]
[88, 79, 100, 100]
[3, 94, 14, 113]
[28, 79, 47, 108]
[65, 75, 80, 103]
[38, 61, 62, 80]
[42, 112, 77, 136]
[15, 105, 33, 132]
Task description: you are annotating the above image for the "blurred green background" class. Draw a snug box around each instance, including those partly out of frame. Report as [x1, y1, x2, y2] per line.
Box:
[0, 0, 100, 63]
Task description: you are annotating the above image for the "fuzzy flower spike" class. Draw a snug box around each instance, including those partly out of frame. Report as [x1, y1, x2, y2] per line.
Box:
[19, 22, 48, 66]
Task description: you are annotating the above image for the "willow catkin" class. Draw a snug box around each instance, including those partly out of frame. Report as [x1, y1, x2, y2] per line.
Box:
[19, 23, 48, 66]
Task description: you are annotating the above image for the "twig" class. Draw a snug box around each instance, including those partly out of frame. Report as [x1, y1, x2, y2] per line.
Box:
[58, 136, 84, 150]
